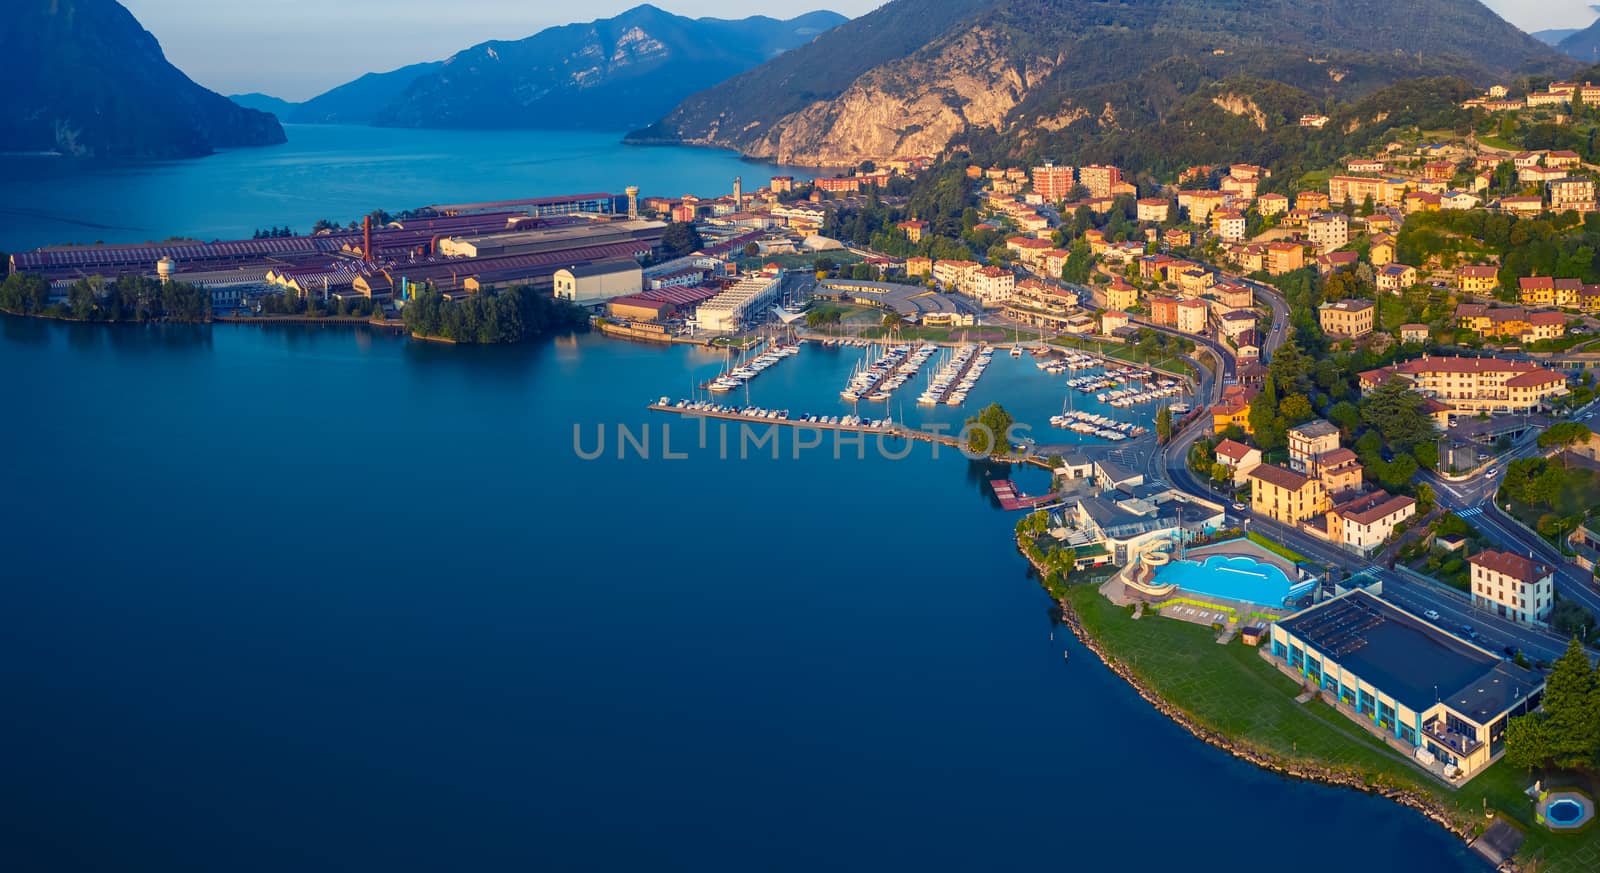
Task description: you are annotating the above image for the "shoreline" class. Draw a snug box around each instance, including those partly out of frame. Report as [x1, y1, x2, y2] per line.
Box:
[1013, 534, 1509, 870]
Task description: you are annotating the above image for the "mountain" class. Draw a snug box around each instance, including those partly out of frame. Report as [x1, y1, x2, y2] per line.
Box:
[0, 0, 284, 158]
[632, 0, 1571, 167]
[290, 62, 445, 125]
[1558, 19, 1600, 62]
[1534, 28, 1584, 46]
[230, 92, 298, 119]
[368, 4, 847, 130]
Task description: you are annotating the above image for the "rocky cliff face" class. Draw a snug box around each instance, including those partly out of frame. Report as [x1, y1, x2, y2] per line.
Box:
[745, 28, 1056, 165]
[0, 0, 284, 159]
[642, 0, 1572, 165]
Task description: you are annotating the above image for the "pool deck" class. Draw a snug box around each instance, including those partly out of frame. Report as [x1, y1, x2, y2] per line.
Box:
[1183, 538, 1299, 581]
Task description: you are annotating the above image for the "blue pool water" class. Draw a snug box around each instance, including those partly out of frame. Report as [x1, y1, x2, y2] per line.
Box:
[1548, 799, 1585, 825]
[1155, 555, 1306, 608]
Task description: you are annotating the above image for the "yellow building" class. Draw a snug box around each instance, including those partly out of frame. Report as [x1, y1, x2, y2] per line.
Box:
[1318, 298, 1374, 338]
[1105, 279, 1139, 311]
[1368, 233, 1396, 267]
[1456, 265, 1499, 294]
[1249, 463, 1330, 526]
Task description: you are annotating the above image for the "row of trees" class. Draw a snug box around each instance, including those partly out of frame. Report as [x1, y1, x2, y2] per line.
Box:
[1, 273, 210, 323]
[400, 286, 589, 344]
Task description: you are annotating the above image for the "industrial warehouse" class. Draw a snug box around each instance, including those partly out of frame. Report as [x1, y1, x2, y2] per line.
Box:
[9, 192, 675, 312]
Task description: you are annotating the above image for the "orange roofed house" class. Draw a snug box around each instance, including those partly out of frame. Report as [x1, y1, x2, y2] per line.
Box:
[1211, 383, 1259, 434]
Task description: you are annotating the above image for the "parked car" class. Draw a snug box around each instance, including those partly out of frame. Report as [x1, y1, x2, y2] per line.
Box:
[1461, 625, 1478, 640]
[1424, 609, 1441, 621]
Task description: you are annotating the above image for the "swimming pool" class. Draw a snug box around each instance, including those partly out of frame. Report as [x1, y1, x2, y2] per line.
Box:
[1548, 799, 1585, 825]
[1153, 554, 1313, 608]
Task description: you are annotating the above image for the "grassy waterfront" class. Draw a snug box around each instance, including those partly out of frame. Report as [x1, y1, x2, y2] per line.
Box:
[1065, 586, 1600, 871]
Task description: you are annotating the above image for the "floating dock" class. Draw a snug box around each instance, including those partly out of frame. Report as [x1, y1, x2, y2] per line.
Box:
[990, 479, 1058, 511]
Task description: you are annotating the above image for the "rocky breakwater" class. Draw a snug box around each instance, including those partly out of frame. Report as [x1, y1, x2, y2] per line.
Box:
[1016, 535, 1514, 870]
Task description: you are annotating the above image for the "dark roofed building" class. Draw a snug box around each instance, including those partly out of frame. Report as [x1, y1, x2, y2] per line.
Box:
[1269, 590, 1543, 780]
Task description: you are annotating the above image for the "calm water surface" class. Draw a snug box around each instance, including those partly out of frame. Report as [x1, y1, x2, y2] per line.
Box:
[0, 319, 1485, 872]
[0, 125, 814, 251]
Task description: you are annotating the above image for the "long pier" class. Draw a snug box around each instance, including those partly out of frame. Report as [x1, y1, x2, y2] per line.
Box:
[646, 401, 1058, 474]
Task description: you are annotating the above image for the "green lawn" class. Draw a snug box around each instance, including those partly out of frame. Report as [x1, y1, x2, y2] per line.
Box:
[1066, 587, 1600, 871]
[1248, 531, 1307, 563]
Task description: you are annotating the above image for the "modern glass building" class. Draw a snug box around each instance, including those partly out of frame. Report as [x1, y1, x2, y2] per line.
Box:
[1267, 590, 1543, 781]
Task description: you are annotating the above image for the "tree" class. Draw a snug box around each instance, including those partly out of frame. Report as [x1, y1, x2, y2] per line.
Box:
[660, 222, 704, 259]
[1539, 421, 1592, 451]
[1416, 482, 1435, 516]
[1543, 637, 1600, 771]
[965, 403, 1016, 455]
[1279, 393, 1314, 425]
[1504, 716, 1551, 772]
[742, 242, 760, 258]
[1156, 405, 1174, 443]
[1360, 377, 1438, 453]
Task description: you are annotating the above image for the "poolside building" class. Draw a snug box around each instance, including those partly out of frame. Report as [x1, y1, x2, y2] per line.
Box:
[1268, 590, 1544, 781]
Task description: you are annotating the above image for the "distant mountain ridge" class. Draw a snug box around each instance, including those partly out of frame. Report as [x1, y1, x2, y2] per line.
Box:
[2, 0, 284, 158]
[236, 5, 846, 131]
[1558, 18, 1600, 63]
[632, 0, 1572, 166]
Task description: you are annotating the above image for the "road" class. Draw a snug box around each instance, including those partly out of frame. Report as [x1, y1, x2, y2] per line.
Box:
[1141, 284, 1588, 658]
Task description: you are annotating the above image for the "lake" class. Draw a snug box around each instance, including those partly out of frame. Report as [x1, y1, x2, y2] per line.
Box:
[0, 125, 816, 252]
[0, 318, 1486, 872]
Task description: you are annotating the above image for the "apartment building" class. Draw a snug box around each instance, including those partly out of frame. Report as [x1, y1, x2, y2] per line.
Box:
[1470, 550, 1555, 624]
[1249, 463, 1331, 526]
[1358, 355, 1568, 415]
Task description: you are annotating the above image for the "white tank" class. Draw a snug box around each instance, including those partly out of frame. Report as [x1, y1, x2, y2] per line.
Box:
[156, 257, 176, 284]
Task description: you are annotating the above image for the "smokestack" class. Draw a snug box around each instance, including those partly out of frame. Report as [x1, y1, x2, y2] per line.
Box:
[363, 215, 374, 264]
[734, 176, 743, 212]
[625, 185, 640, 220]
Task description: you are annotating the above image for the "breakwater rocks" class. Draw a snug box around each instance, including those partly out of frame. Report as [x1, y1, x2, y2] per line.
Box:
[1019, 537, 1512, 870]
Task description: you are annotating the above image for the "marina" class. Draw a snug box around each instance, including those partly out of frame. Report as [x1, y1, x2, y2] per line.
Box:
[1049, 410, 1147, 441]
[917, 343, 994, 406]
[839, 343, 924, 402]
[704, 341, 802, 393]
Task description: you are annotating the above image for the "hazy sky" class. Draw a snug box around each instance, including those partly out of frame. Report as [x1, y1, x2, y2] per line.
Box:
[122, 0, 1595, 101]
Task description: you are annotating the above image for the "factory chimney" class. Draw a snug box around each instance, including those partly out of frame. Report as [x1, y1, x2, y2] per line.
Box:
[625, 185, 640, 220]
[362, 215, 374, 264]
[733, 176, 743, 212]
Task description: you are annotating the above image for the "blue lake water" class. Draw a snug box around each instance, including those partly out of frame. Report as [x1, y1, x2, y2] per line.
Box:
[0, 318, 1487, 872]
[0, 125, 816, 251]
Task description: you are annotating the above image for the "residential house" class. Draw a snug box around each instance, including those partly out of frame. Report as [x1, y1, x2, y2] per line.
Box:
[1297, 191, 1332, 212]
[1258, 193, 1290, 216]
[1326, 491, 1417, 554]
[1266, 241, 1306, 275]
[969, 266, 1015, 305]
[1306, 213, 1350, 253]
[1369, 233, 1397, 267]
[1317, 251, 1359, 275]
[1176, 299, 1209, 334]
[1470, 550, 1554, 624]
[1549, 177, 1596, 212]
[1319, 298, 1375, 338]
[1249, 463, 1331, 526]
[1214, 439, 1262, 485]
[1149, 295, 1180, 326]
[1456, 265, 1499, 294]
[1288, 419, 1341, 474]
[1377, 263, 1419, 293]
[1400, 323, 1430, 344]
[1106, 278, 1139, 311]
[1211, 383, 1259, 434]
[1137, 198, 1172, 223]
